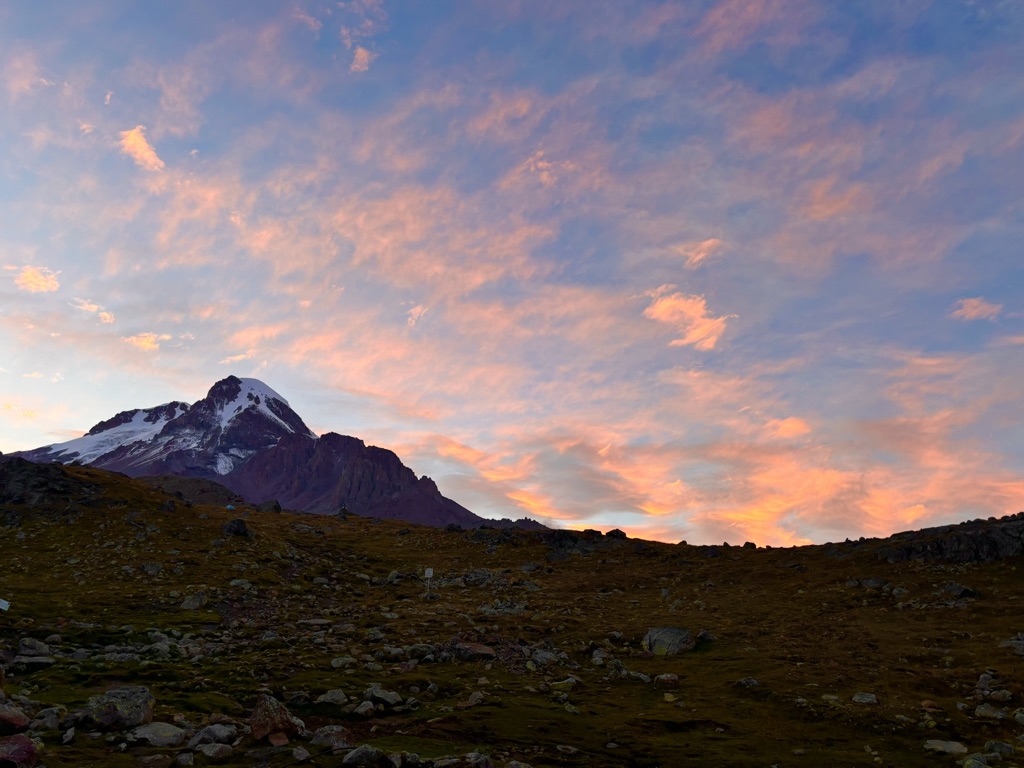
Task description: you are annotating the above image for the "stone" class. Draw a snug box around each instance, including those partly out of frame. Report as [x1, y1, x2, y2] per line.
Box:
[222, 518, 250, 537]
[976, 702, 1007, 719]
[455, 642, 497, 661]
[642, 627, 695, 655]
[354, 701, 375, 716]
[310, 725, 352, 751]
[986, 741, 1015, 756]
[923, 740, 968, 755]
[194, 743, 233, 761]
[28, 706, 65, 731]
[315, 690, 349, 706]
[342, 744, 387, 765]
[654, 674, 680, 688]
[16, 638, 49, 658]
[188, 723, 237, 747]
[363, 684, 402, 708]
[852, 692, 878, 704]
[256, 499, 282, 513]
[0, 705, 30, 735]
[0, 734, 37, 768]
[249, 694, 303, 742]
[129, 722, 186, 748]
[81, 686, 155, 729]
[180, 592, 207, 611]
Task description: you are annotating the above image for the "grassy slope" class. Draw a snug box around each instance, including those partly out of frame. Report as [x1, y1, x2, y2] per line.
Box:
[1, 465, 1023, 767]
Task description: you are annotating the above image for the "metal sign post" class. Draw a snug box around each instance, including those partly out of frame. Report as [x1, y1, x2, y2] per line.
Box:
[424, 568, 434, 599]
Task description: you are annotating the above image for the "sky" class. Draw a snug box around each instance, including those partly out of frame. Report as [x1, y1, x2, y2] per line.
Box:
[2, 1, 1023, 547]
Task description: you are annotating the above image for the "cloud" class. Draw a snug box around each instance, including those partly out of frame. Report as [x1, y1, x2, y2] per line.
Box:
[643, 286, 735, 350]
[293, 9, 322, 33]
[350, 46, 376, 73]
[406, 305, 429, 328]
[121, 332, 172, 351]
[71, 298, 116, 323]
[219, 350, 255, 364]
[670, 238, 724, 269]
[9, 265, 60, 292]
[118, 125, 165, 171]
[949, 296, 1002, 321]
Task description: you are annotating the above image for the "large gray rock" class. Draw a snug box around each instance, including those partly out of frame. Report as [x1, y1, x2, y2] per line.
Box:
[17, 638, 49, 657]
[923, 740, 967, 754]
[188, 723, 237, 747]
[642, 627, 695, 655]
[249, 694, 303, 742]
[129, 721, 186, 748]
[342, 744, 387, 766]
[81, 686, 155, 729]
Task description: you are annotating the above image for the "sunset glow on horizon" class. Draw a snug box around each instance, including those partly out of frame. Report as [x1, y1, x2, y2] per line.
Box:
[2, 1, 1023, 546]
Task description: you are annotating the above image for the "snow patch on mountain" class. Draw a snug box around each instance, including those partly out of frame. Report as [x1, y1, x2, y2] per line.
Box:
[38, 404, 189, 464]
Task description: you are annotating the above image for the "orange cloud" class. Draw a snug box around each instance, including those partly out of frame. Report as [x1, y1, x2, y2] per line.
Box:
[71, 298, 116, 324]
[643, 286, 735, 350]
[119, 125, 165, 171]
[121, 332, 172, 351]
[9, 265, 60, 292]
[669, 238, 724, 269]
[949, 296, 1002, 321]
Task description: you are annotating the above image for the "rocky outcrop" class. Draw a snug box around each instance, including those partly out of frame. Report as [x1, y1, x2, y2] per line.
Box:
[224, 431, 485, 527]
[876, 512, 1024, 564]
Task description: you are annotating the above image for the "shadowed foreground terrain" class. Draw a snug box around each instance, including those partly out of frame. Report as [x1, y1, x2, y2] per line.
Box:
[2, 458, 1024, 767]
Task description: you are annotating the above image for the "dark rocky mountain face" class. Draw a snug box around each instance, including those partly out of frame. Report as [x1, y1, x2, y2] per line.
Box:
[12, 376, 534, 530]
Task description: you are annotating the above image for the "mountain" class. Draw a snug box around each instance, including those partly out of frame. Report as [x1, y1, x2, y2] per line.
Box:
[14, 375, 537, 529]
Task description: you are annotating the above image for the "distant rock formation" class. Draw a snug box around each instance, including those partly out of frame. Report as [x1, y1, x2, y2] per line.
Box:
[876, 512, 1024, 564]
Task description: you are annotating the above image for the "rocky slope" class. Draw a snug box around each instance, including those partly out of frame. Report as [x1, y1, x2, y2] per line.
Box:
[2, 460, 1024, 767]
[13, 376, 538, 530]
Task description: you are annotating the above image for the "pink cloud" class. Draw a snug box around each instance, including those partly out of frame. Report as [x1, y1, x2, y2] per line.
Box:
[350, 46, 376, 73]
[949, 296, 1002, 321]
[643, 286, 735, 350]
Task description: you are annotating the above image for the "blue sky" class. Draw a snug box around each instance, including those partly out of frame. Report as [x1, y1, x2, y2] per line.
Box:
[2, 0, 1023, 545]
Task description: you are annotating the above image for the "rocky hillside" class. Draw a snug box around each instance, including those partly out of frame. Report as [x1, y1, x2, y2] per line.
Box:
[13, 376, 540, 531]
[2, 458, 1024, 767]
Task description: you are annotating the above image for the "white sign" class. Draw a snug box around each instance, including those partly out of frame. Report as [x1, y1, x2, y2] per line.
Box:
[424, 568, 433, 579]
[0, 598, 10, 611]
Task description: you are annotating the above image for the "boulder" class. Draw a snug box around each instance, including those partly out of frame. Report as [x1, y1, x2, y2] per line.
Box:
[342, 744, 387, 766]
[454, 642, 497, 661]
[188, 723, 237, 748]
[129, 722, 186, 748]
[81, 686, 155, 729]
[248, 694, 303, 742]
[642, 627, 695, 655]
[0, 734, 37, 768]
[16, 639, 49, 658]
[0, 706, 29, 736]
[222, 518, 250, 537]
